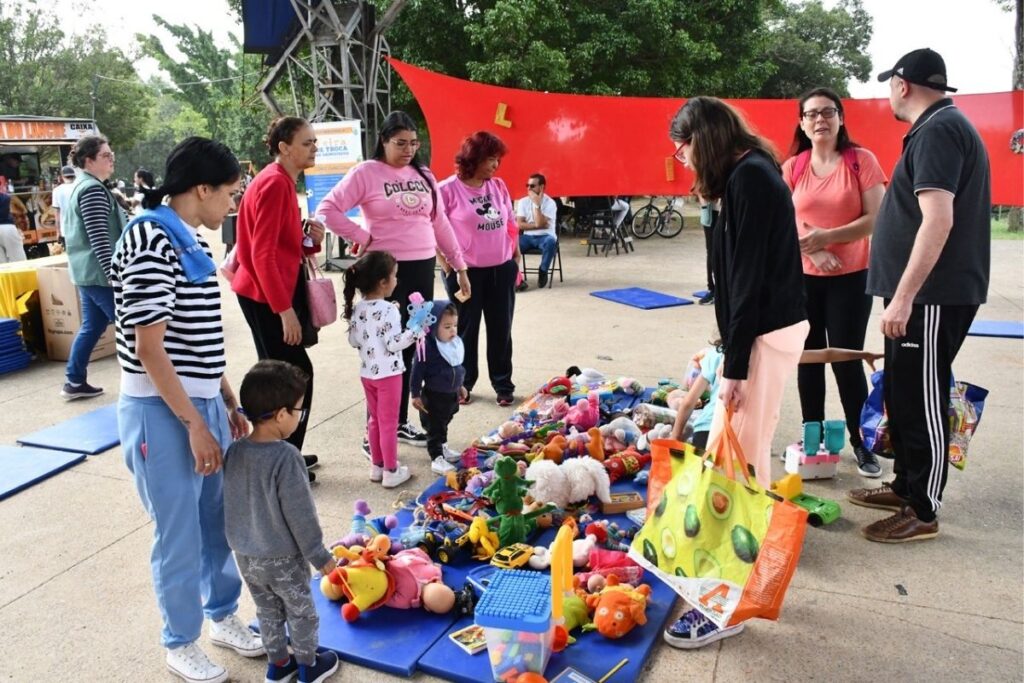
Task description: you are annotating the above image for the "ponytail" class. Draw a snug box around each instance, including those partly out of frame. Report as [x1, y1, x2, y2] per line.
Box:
[140, 186, 169, 210]
[342, 251, 398, 321]
[342, 261, 359, 321]
[145, 137, 240, 210]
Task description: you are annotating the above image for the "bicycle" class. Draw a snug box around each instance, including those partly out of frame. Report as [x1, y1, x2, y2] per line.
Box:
[630, 196, 684, 239]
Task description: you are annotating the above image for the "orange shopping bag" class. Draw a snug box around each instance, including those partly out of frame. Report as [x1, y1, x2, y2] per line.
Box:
[629, 415, 808, 627]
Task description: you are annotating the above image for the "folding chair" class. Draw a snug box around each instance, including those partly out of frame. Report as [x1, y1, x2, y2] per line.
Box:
[521, 239, 563, 287]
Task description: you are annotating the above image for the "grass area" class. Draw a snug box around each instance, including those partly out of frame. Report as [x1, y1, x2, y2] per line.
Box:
[992, 215, 1024, 240]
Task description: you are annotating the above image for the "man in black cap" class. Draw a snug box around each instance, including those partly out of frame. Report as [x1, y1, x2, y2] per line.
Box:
[848, 48, 991, 543]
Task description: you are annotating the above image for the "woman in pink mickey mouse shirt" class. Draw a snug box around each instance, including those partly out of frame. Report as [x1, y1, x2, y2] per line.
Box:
[317, 112, 470, 450]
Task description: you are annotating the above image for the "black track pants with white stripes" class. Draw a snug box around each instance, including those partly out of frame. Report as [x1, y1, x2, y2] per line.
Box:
[883, 301, 977, 522]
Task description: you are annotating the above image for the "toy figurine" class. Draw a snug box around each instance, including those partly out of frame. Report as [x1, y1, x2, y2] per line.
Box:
[603, 448, 652, 483]
[406, 292, 436, 361]
[582, 575, 652, 639]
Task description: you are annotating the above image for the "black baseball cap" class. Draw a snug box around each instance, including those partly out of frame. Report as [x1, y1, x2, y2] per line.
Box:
[61, 165, 75, 177]
[877, 48, 958, 92]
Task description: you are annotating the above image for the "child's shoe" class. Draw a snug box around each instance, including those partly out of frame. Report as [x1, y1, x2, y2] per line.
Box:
[166, 642, 228, 683]
[370, 464, 384, 482]
[663, 608, 745, 649]
[441, 443, 462, 463]
[431, 456, 456, 475]
[382, 465, 411, 488]
[209, 613, 264, 657]
[298, 650, 339, 683]
[265, 655, 298, 683]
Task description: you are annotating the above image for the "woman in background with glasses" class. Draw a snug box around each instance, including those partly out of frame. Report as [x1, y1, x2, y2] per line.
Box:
[782, 87, 887, 478]
[317, 111, 470, 456]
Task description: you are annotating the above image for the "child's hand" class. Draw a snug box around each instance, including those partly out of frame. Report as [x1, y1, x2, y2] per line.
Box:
[412, 397, 428, 414]
[459, 386, 469, 401]
[320, 558, 337, 575]
[862, 351, 883, 371]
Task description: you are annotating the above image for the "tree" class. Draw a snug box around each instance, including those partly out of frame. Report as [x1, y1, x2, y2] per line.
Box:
[121, 83, 211, 180]
[759, 0, 873, 98]
[0, 1, 152, 151]
[136, 17, 270, 166]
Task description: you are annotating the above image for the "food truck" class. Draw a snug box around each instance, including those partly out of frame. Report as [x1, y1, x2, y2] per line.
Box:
[0, 116, 99, 257]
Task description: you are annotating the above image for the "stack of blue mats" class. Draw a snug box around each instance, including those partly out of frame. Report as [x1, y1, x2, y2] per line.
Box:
[0, 318, 31, 376]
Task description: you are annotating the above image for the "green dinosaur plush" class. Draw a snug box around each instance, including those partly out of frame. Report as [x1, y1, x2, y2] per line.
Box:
[562, 594, 590, 645]
[482, 456, 528, 515]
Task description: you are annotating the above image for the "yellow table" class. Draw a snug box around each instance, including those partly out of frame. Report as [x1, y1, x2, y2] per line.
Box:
[0, 255, 68, 319]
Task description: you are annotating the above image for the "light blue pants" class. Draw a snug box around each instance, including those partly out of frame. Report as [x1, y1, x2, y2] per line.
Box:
[120, 394, 242, 648]
[518, 232, 558, 274]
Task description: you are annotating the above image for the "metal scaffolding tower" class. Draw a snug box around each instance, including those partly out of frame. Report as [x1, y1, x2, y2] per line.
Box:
[256, 0, 407, 157]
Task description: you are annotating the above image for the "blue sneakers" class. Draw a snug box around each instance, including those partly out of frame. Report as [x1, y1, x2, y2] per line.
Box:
[298, 650, 339, 683]
[663, 608, 745, 649]
[265, 656, 298, 683]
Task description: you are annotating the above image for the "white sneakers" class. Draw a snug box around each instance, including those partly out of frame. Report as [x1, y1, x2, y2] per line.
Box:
[370, 464, 384, 482]
[441, 443, 462, 463]
[382, 465, 412, 488]
[208, 614, 265, 657]
[431, 456, 456, 475]
[166, 643, 228, 683]
[166, 616, 263, 683]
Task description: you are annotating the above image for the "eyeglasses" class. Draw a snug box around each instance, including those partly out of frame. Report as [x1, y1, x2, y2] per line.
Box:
[98, 152, 116, 161]
[388, 139, 421, 150]
[673, 139, 691, 163]
[286, 406, 309, 422]
[526, 183, 539, 189]
[801, 107, 839, 121]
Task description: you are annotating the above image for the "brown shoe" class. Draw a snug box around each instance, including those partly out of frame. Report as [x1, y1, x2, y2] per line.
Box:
[847, 483, 905, 511]
[862, 507, 938, 543]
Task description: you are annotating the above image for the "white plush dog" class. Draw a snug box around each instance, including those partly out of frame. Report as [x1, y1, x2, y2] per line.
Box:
[526, 456, 611, 509]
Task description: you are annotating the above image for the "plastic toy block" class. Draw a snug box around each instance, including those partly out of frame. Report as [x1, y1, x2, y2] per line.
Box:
[785, 443, 839, 480]
[475, 569, 552, 632]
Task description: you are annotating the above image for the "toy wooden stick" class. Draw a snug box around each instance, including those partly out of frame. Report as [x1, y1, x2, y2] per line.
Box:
[550, 524, 574, 651]
[598, 658, 628, 683]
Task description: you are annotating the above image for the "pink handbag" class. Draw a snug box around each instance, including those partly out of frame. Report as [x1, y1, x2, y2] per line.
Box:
[304, 257, 337, 328]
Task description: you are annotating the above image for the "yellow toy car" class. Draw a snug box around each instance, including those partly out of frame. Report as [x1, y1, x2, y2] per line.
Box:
[489, 543, 534, 569]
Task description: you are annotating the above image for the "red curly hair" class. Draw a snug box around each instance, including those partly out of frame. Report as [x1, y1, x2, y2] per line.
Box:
[455, 131, 508, 179]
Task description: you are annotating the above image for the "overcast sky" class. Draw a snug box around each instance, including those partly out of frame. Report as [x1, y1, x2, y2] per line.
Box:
[48, 0, 1016, 97]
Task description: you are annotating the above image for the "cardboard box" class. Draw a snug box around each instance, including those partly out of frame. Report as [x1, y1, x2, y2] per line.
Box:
[36, 263, 115, 362]
[601, 491, 644, 514]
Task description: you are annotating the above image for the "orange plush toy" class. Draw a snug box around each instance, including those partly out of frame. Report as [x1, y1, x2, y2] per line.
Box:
[583, 575, 652, 639]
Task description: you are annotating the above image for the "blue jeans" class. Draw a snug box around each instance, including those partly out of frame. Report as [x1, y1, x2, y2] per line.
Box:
[65, 285, 115, 384]
[519, 232, 558, 273]
[120, 394, 242, 648]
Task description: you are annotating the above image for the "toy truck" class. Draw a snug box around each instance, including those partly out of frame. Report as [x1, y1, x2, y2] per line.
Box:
[771, 473, 841, 527]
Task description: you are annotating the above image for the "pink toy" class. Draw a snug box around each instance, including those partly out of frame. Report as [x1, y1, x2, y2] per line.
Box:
[565, 391, 600, 431]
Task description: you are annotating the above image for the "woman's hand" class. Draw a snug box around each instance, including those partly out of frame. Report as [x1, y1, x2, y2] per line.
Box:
[304, 219, 326, 246]
[807, 249, 843, 273]
[718, 377, 745, 410]
[457, 270, 472, 300]
[281, 308, 302, 346]
[189, 422, 223, 475]
[799, 225, 831, 253]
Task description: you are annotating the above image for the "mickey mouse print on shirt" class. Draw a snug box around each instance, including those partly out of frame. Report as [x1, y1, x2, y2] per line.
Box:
[471, 194, 504, 232]
[347, 299, 419, 380]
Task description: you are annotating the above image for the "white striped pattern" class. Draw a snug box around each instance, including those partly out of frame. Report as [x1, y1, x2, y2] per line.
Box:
[922, 305, 944, 512]
[78, 186, 115, 275]
[110, 220, 224, 398]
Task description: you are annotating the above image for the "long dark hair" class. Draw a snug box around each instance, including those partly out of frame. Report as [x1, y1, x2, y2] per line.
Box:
[372, 111, 437, 220]
[68, 135, 109, 168]
[140, 137, 240, 209]
[669, 96, 778, 201]
[134, 167, 155, 188]
[342, 250, 398, 321]
[787, 87, 860, 158]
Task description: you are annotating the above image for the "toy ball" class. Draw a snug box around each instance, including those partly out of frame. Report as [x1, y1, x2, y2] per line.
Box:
[513, 674, 548, 683]
[354, 499, 371, 515]
[384, 514, 399, 530]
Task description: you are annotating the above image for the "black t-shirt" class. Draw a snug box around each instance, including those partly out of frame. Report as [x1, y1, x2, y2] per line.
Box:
[867, 99, 991, 305]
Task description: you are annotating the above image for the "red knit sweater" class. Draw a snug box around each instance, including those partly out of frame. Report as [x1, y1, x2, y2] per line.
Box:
[231, 163, 317, 313]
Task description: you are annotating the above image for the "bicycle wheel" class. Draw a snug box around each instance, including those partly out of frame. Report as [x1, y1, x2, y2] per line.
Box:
[631, 205, 660, 239]
[658, 209, 684, 238]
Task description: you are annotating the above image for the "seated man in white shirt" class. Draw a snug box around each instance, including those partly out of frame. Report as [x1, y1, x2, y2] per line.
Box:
[515, 173, 558, 290]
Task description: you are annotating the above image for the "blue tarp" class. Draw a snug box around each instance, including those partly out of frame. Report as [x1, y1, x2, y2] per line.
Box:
[242, 0, 299, 57]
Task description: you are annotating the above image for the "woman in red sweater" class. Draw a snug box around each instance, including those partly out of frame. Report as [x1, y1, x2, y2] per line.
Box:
[232, 117, 325, 473]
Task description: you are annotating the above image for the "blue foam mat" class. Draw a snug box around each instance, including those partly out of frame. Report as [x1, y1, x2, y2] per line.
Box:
[17, 403, 120, 454]
[590, 287, 693, 310]
[0, 446, 87, 500]
[417, 478, 677, 683]
[692, 290, 710, 298]
[968, 320, 1023, 339]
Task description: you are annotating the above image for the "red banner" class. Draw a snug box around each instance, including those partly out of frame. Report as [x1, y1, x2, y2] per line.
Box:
[390, 58, 1023, 206]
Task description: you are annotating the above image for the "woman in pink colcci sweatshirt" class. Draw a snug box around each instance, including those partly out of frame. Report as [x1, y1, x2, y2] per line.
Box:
[317, 112, 470, 450]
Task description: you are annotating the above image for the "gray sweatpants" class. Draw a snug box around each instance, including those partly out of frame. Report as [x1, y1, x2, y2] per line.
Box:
[236, 553, 319, 665]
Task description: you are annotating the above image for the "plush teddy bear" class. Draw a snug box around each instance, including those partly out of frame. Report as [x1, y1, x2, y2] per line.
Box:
[564, 391, 600, 431]
[636, 423, 673, 452]
[599, 416, 641, 453]
[525, 456, 611, 510]
[583, 575, 652, 639]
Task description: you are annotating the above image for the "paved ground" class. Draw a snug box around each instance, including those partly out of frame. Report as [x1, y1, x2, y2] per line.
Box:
[1, 222, 1021, 682]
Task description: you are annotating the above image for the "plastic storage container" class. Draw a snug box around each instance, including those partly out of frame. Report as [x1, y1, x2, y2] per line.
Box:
[474, 569, 554, 682]
[631, 403, 678, 429]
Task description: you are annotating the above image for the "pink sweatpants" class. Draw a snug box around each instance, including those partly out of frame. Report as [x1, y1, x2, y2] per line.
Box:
[361, 374, 402, 470]
[707, 321, 809, 488]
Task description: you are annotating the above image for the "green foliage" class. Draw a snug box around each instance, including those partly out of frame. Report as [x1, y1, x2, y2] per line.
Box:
[121, 83, 211, 180]
[0, 2, 153, 151]
[758, 0, 873, 97]
[136, 17, 271, 167]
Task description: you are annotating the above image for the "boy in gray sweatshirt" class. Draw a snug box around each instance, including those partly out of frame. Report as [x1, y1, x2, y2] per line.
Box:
[224, 360, 339, 683]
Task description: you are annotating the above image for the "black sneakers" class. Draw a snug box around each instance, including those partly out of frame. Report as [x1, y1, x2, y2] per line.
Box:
[303, 454, 319, 470]
[698, 292, 715, 305]
[397, 422, 428, 446]
[537, 270, 549, 289]
[854, 445, 882, 478]
[61, 382, 104, 400]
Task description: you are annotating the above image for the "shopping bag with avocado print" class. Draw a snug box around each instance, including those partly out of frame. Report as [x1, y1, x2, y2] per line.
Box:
[629, 423, 808, 628]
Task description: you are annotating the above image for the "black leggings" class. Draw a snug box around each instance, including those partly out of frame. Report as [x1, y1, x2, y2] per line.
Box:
[388, 257, 437, 425]
[237, 293, 315, 451]
[797, 270, 872, 447]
